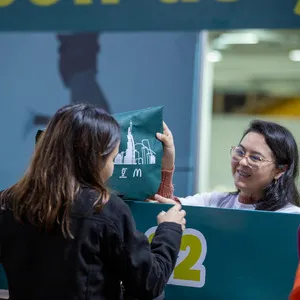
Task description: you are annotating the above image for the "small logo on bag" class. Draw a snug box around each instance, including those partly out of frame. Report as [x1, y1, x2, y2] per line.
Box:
[133, 168, 142, 177]
[119, 168, 128, 178]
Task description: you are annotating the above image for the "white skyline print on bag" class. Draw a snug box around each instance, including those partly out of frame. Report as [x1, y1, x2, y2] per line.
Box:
[114, 120, 156, 165]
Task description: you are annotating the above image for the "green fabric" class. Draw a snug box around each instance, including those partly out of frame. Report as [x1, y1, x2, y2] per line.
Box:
[108, 106, 163, 200]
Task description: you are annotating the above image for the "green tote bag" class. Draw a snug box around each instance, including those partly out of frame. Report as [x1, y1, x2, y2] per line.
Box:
[108, 106, 163, 200]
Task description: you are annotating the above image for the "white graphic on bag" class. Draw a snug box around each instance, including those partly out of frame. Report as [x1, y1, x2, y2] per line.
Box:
[114, 120, 156, 165]
[119, 168, 128, 178]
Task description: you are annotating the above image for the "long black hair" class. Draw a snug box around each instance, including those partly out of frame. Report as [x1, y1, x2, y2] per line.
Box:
[238, 119, 300, 211]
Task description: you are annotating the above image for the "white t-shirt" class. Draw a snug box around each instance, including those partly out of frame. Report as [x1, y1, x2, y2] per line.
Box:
[179, 192, 300, 214]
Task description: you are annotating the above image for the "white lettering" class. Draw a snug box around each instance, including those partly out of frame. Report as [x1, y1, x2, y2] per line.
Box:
[133, 168, 142, 177]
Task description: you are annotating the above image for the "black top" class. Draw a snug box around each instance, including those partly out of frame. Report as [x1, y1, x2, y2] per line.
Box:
[0, 187, 182, 300]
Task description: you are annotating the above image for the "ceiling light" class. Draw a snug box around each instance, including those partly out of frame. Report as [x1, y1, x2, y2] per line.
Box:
[213, 32, 259, 49]
[289, 50, 300, 62]
[207, 50, 222, 63]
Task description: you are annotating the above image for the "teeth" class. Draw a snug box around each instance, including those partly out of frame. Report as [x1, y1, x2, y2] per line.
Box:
[238, 170, 250, 176]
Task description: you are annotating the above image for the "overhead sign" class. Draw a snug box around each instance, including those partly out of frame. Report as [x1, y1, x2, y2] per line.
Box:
[0, 0, 300, 31]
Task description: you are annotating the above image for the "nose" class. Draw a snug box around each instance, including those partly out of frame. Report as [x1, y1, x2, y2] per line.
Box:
[239, 156, 249, 167]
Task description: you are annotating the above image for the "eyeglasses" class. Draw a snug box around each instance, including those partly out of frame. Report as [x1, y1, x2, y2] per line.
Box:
[230, 146, 273, 169]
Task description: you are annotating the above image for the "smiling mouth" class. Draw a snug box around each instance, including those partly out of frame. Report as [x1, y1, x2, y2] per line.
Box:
[237, 170, 251, 178]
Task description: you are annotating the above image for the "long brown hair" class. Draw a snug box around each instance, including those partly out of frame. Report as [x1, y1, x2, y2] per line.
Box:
[0, 104, 120, 238]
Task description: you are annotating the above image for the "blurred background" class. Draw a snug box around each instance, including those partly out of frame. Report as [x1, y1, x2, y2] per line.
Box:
[211, 29, 300, 114]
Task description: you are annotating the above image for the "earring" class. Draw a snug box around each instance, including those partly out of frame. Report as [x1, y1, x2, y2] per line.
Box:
[274, 179, 278, 185]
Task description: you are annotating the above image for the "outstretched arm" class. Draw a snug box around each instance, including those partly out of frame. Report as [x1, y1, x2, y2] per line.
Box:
[151, 122, 179, 203]
[156, 122, 175, 171]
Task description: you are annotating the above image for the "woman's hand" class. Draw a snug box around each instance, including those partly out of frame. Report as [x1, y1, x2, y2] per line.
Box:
[145, 195, 177, 205]
[156, 122, 175, 171]
[157, 203, 186, 231]
[154, 194, 178, 205]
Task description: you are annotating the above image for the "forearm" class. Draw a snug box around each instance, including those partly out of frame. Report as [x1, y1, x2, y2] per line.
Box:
[153, 168, 180, 203]
[157, 168, 175, 198]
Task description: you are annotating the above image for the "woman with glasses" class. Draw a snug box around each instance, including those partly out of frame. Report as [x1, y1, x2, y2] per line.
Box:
[153, 120, 300, 213]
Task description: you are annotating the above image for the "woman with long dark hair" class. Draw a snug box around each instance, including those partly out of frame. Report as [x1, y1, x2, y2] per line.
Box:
[154, 120, 300, 213]
[0, 104, 186, 300]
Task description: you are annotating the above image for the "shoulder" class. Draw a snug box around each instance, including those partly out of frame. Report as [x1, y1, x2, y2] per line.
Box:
[103, 193, 131, 216]
[276, 203, 300, 214]
[100, 194, 135, 235]
[74, 190, 134, 241]
[0, 189, 13, 211]
[73, 188, 132, 230]
[179, 191, 232, 207]
[74, 187, 127, 215]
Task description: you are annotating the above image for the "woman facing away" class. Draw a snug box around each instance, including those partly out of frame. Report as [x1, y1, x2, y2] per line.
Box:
[154, 120, 300, 213]
[0, 104, 186, 300]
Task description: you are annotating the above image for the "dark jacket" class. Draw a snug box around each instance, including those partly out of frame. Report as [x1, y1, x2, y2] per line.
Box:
[0, 187, 182, 300]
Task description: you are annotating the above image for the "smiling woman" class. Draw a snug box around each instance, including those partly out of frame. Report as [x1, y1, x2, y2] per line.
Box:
[154, 119, 300, 213]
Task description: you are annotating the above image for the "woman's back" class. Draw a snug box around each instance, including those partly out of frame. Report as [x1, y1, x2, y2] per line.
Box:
[0, 188, 182, 300]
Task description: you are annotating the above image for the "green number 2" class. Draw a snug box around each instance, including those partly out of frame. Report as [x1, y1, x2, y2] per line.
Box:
[145, 227, 207, 288]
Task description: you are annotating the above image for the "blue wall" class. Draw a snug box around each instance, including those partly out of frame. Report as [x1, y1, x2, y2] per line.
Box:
[0, 32, 197, 196]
